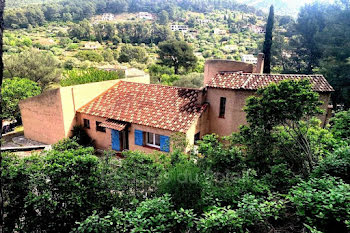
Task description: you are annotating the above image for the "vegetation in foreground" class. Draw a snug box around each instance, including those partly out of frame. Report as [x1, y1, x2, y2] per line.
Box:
[2, 80, 350, 233]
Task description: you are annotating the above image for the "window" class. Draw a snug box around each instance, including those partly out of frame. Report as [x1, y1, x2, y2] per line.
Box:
[146, 132, 160, 148]
[83, 119, 90, 129]
[219, 97, 226, 118]
[96, 121, 106, 132]
[194, 132, 200, 144]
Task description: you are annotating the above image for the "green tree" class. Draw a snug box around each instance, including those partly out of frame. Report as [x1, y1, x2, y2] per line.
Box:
[118, 44, 148, 63]
[262, 5, 274, 74]
[237, 79, 323, 174]
[1, 77, 41, 121]
[158, 40, 197, 74]
[4, 49, 61, 87]
[158, 10, 169, 25]
[294, 3, 326, 74]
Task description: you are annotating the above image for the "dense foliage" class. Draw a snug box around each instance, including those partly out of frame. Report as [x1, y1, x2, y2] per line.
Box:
[4, 0, 261, 29]
[3, 80, 350, 232]
[1, 77, 41, 121]
[60, 68, 124, 86]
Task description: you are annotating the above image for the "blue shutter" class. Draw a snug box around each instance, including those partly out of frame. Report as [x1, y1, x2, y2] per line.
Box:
[160, 135, 170, 152]
[135, 130, 143, 146]
[111, 129, 120, 151]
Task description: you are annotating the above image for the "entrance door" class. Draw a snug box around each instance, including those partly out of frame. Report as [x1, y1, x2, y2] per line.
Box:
[121, 129, 129, 150]
[111, 129, 121, 151]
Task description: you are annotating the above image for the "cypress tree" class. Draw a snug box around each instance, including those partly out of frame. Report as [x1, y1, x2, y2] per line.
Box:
[263, 5, 274, 73]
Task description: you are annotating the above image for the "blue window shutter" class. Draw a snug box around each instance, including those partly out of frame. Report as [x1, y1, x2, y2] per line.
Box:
[111, 129, 120, 151]
[160, 135, 170, 152]
[135, 130, 143, 146]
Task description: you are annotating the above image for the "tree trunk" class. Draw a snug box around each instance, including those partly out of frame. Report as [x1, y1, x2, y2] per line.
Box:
[0, 1, 5, 232]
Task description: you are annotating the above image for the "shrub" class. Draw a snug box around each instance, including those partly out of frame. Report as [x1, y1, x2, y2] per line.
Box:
[197, 134, 244, 174]
[288, 176, 350, 232]
[312, 146, 350, 183]
[197, 194, 284, 233]
[75, 50, 104, 62]
[114, 151, 165, 205]
[60, 68, 124, 87]
[158, 162, 205, 211]
[330, 110, 350, 142]
[51, 137, 82, 151]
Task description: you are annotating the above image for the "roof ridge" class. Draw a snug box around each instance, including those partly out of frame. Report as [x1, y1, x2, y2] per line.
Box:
[120, 80, 201, 91]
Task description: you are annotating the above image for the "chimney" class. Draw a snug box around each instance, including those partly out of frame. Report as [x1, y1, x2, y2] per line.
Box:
[255, 53, 264, 74]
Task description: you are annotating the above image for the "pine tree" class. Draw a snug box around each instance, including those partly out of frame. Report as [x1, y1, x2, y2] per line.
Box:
[263, 5, 274, 73]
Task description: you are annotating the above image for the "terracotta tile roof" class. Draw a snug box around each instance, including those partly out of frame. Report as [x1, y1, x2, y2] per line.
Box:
[207, 72, 334, 92]
[100, 119, 127, 131]
[78, 81, 208, 132]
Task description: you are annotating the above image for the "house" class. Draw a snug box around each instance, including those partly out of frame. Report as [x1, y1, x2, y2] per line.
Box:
[213, 28, 227, 35]
[248, 24, 265, 34]
[83, 42, 102, 50]
[20, 54, 334, 153]
[241, 54, 258, 64]
[138, 12, 154, 20]
[92, 13, 116, 24]
[170, 25, 189, 33]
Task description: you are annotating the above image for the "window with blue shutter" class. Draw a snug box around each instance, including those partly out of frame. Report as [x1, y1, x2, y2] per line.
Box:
[111, 129, 120, 151]
[135, 130, 143, 146]
[160, 135, 170, 152]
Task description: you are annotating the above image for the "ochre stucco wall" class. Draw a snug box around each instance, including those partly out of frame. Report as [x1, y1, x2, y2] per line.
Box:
[206, 88, 332, 136]
[19, 89, 65, 144]
[77, 113, 112, 149]
[206, 88, 255, 136]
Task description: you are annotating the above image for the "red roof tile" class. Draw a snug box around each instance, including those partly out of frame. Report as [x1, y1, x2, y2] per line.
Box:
[207, 72, 334, 92]
[78, 81, 207, 132]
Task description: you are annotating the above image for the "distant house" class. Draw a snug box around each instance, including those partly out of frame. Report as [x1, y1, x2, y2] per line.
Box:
[213, 28, 227, 35]
[241, 54, 258, 64]
[248, 24, 265, 34]
[138, 12, 154, 20]
[92, 13, 116, 24]
[20, 54, 333, 154]
[83, 42, 102, 50]
[197, 19, 210, 25]
[170, 25, 189, 33]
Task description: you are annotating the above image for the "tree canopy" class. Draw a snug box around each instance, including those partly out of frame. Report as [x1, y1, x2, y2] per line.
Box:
[158, 40, 197, 74]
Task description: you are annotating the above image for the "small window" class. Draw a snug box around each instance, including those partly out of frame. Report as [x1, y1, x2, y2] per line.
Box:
[146, 132, 161, 148]
[219, 97, 226, 118]
[194, 132, 200, 144]
[83, 119, 90, 129]
[96, 121, 106, 132]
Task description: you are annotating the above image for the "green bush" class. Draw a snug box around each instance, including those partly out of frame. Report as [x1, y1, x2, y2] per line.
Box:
[312, 146, 350, 183]
[197, 194, 284, 233]
[51, 137, 82, 151]
[197, 134, 244, 174]
[76, 195, 197, 233]
[288, 176, 350, 232]
[60, 68, 123, 87]
[115, 151, 165, 205]
[158, 162, 205, 211]
[330, 110, 350, 142]
[75, 50, 104, 62]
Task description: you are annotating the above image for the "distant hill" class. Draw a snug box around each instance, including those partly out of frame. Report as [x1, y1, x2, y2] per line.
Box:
[236, 0, 312, 16]
[6, 0, 61, 8]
